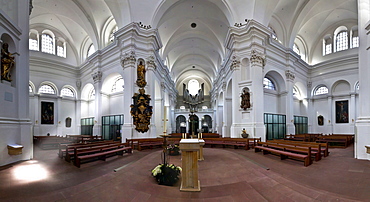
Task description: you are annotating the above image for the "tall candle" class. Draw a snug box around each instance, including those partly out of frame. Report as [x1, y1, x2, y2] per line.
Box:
[163, 106, 167, 133]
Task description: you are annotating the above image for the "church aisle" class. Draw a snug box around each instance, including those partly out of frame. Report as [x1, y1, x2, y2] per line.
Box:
[0, 145, 367, 201]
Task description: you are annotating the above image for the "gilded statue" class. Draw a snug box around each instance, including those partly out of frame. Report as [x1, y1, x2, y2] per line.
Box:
[136, 61, 147, 87]
[240, 89, 251, 110]
[1, 43, 17, 82]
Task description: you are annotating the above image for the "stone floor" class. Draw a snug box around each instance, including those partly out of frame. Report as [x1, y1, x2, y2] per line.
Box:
[0, 144, 369, 201]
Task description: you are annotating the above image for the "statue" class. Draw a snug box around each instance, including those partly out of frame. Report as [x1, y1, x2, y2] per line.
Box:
[1, 43, 17, 82]
[240, 89, 250, 110]
[241, 128, 249, 138]
[136, 61, 147, 87]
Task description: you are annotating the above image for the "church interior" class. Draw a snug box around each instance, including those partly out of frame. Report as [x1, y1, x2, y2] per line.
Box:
[1, 0, 370, 200]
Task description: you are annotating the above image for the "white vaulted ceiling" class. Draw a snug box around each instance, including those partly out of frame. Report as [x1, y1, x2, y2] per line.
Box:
[30, 0, 358, 93]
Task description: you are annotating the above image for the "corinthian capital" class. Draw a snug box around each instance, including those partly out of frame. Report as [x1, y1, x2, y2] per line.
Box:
[250, 50, 265, 67]
[120, 50, 137, 69]
[92, 71, 102, 83]
[230, 55, 240, 70]
[146, 55, 156, 69]
[285, 70, 295, 82]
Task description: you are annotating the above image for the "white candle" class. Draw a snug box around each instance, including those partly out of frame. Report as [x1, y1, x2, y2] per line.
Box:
[163, 106, 167, 133]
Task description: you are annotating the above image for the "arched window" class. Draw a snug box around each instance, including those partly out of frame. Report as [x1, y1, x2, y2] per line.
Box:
[293, 44, 300, 55]
[263, 77, 275, 90]
[29, 31, 39, 51]
[336, 31, 348, 52]
[87, 44, 95, 58]
[57, 39, 66, 58]
[89, 89, 95, 99]
[269, 26, 278, 40]
[112, 77, 124, 93]
[61, 87, 74, 97]
[351, 28, 359, 48]
[41, 33, 55, 54]
[109, 26, 118, 43]
[314, 86, 328, 95]
[39, 84, 55, 94]
[188, 79, 199, 95]
[323, 36, 332, 55]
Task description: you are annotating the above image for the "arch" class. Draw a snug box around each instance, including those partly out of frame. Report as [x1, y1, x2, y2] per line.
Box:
[81, 83, 94, 100]
[101, 72, 124, 94]
[331, 80, 350, 96]
[61, 85, 77, 98]
[38, 81, 58, 95]
[41, 30, 55, 54]
[101, 16, 117, 47]
[313, 85, 329, 96]
[176, 115, 186, 133]
[29, 81, 36, 94]
[264, 70, 286, 93]
[354, 81, 359, 93]
[334, 26, 348, 52]
[29, 29, 39, 51]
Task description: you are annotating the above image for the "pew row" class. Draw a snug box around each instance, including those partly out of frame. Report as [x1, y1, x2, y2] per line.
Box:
[255, 142, 312, 167]
[73, 143, 132, 168]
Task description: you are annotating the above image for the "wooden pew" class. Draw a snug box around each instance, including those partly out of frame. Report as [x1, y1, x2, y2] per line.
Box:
[74, 143, 132, 168]
[255, 142, 312, 167]
[267, 140, 321, 161]
[271, 139, 329, 158]
[316, 135, 351, 148]
[63, 141, 118, 162]
[59, 140, 115, 159]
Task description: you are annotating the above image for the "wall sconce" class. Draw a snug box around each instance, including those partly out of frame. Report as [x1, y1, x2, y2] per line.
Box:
[352, 119, 354, 123]
[328, 120, 331, 123]
[58, 121, 61, 124]
[35, 120, 38, 124]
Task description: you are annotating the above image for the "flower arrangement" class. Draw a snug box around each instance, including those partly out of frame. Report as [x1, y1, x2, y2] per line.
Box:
[167, 144, 180, 156]
[152, 163, 182, 186]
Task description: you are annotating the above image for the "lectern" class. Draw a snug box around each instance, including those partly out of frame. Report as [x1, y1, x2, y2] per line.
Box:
[179, 139, 201, 191]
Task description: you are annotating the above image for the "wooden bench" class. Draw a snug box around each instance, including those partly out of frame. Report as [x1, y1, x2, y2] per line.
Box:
[63, 141, 119, 162]
[271, 139, 329, 158]
[59, 140, 116, 159]
[74, 143, 132, 168]
[267, 140, 321, 161]
[316, 135, 350, 148]
[255, 142, 312, 167]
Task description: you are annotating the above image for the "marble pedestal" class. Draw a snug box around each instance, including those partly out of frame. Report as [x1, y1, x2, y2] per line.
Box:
[179, 139, 201, 192]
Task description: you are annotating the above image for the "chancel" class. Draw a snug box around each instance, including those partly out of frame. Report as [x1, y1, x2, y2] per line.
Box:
[1, 0, 370, 201]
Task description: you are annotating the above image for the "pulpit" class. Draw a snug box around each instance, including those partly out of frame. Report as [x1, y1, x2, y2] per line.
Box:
[179, 139, 201, 192]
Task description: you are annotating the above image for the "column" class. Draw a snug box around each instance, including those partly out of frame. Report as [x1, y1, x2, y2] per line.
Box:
[285, 70, 295, 135]
[355, 0, 370, 159]
[350, 93, 356, 132]
[250, 50, 266, 141]
[121, 51, 136, 140]
[327, 96, 333, 134]
[146, 58, 157, 137]
[92, 71, 102, 136]
[230, 56, 242, 138]
[57, 96, 62, 136]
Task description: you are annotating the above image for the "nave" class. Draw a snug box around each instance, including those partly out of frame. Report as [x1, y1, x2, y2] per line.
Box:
[0, 145, 369, 201]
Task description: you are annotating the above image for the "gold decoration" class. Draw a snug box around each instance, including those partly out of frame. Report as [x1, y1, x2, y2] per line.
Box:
[1, 43, 18, 82]
[136, 61, 147, 87]
[130, 88, 153, 133]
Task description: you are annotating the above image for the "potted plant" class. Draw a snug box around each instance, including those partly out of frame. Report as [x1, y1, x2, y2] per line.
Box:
[151, 163, 182, 186]
[167, 144, 180, 156]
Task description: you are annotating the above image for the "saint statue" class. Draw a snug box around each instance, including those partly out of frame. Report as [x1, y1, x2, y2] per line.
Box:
[136, 61, 147, 87]
[240, 89, 251, 110]
[1, 43, 17, 82]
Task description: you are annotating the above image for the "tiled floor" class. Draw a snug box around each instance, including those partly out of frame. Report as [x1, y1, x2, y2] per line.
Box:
[0, 144, 369, 201]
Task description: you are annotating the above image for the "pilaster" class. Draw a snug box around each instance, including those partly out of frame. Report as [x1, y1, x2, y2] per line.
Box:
[285, 70, 295, 135]
[92, 71, 102, 136]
